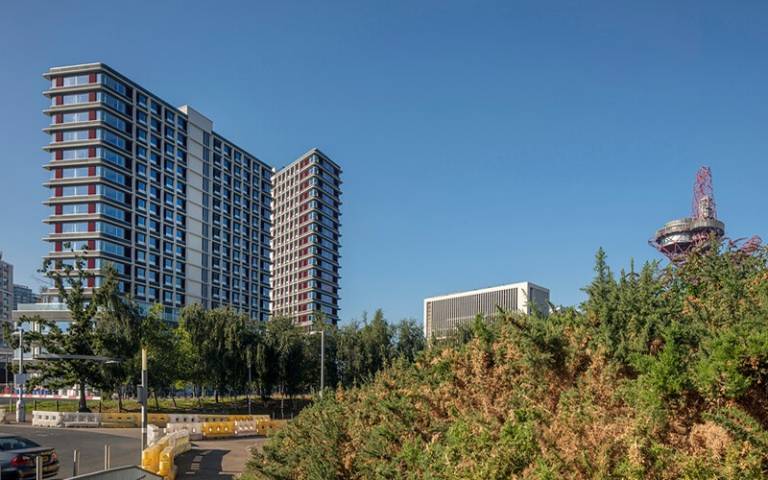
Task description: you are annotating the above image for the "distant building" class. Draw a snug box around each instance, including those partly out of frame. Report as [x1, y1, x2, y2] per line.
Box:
[0, 255, 13, 323]
[271, 149, 342, 326]
[423, 282, 550, 340]
[13, 284, 39, 309]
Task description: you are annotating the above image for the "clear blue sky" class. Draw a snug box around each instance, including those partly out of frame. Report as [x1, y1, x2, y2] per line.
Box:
[1, 1, 766, 324]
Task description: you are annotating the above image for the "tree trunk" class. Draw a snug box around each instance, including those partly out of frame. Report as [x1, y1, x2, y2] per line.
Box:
[171, 391, 177, 409]
[78, 381, 89, 413]
[214, 389, 219, 404]
[153, 389, 160, 410]
[117, 386, 123, 412]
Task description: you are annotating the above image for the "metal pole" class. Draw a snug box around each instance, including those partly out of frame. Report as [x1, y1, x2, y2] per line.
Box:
[247, 349, 252, 415]
[72, 450, 79, 477]
[16, 326, 25, 423]
[35, 454, 42, 480]
[141, 348, 147, 451]
[319, 330, 325, 398]
[104, 444, 111, 470]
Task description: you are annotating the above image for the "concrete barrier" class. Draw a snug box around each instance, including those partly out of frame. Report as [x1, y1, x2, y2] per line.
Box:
[32, 410, 65, 427]
[148, 413, 169, 427]
[62, 412, 100, 428]
[167, 414, 201, 425]
[100, 412, 139, 428]
[201, 421, 235, 439]
[234, 420, 257, 436]
[143, 430, 190, 480]
[166, 422, 204, 440]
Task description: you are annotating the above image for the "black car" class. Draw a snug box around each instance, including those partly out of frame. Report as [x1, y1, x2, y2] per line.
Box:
[0, 434, 59, 479]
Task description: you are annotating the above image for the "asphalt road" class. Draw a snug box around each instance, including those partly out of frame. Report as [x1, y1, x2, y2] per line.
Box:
[0, 425, 141, 479]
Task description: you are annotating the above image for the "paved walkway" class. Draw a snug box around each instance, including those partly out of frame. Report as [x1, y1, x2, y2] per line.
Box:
[176, 437, 266, 479]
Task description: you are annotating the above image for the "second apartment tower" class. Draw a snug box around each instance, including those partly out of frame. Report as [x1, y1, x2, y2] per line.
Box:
[42, 63, 341, 323]
[272, 150, 342, 326]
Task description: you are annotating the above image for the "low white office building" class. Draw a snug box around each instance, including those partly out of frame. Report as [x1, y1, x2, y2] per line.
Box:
[423, 282, 550, 340]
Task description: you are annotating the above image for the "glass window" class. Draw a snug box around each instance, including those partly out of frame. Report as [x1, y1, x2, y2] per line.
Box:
[98, 148, 127, 168]
[59, 93, 91, 105]
[60, 130, 90, 142]
[99, 74, 127, 96]
[60, 74, 91, 87]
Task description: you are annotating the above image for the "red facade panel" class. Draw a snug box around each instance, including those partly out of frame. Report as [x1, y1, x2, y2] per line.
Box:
[88, 184, 96, 195]
[88, 73, 97, 84]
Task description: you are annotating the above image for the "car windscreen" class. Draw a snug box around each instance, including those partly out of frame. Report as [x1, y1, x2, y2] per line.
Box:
[0, 437, 40, 451]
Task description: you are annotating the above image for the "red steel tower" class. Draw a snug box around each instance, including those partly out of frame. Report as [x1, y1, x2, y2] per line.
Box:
[651, 166, 725, 260]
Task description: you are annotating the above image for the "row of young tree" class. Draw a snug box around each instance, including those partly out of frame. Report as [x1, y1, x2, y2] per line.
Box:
[5, 256, 425, 412]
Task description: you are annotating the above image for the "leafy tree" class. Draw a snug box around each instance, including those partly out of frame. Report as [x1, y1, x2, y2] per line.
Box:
[393, 319, 425, 362]
[28, 253, 105, 412]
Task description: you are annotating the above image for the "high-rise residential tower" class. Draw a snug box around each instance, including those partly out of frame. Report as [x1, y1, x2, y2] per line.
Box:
[272, 149, 342, 326]
[38, 62, 343, 326]
[42, 63, 274, 321]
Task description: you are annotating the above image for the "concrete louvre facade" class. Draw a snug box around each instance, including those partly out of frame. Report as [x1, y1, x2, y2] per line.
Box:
[38, 63, 342, 324]
[272, 149, 342, 326]
[423, 282, 550, 340]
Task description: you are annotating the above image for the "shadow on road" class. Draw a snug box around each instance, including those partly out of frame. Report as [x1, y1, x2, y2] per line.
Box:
[176, 448, 233, 479]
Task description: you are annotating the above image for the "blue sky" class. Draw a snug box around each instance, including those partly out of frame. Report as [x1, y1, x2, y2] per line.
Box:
[1, 1, 766, 324]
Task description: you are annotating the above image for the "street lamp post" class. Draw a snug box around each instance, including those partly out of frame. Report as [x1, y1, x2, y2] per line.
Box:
[247, 348, 252, 415]
[14, 325, 25, 423]
[140, 348, 148, 451]
[309, 329, 325, 398]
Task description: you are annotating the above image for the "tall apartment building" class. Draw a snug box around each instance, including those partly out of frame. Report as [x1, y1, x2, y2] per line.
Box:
[42, 63, 274, 321]
[272, 149, 342, 326]
[0, 254, 12, 323]
[424, 282, 550, 340]
[39, 63, 341, 324]
[13, 284, 39, 309]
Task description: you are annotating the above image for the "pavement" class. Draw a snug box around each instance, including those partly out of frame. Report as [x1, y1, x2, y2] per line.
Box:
[0, 424, 266, 479]
[176, 437, 266, 479]
[0, 424, 141, 478]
